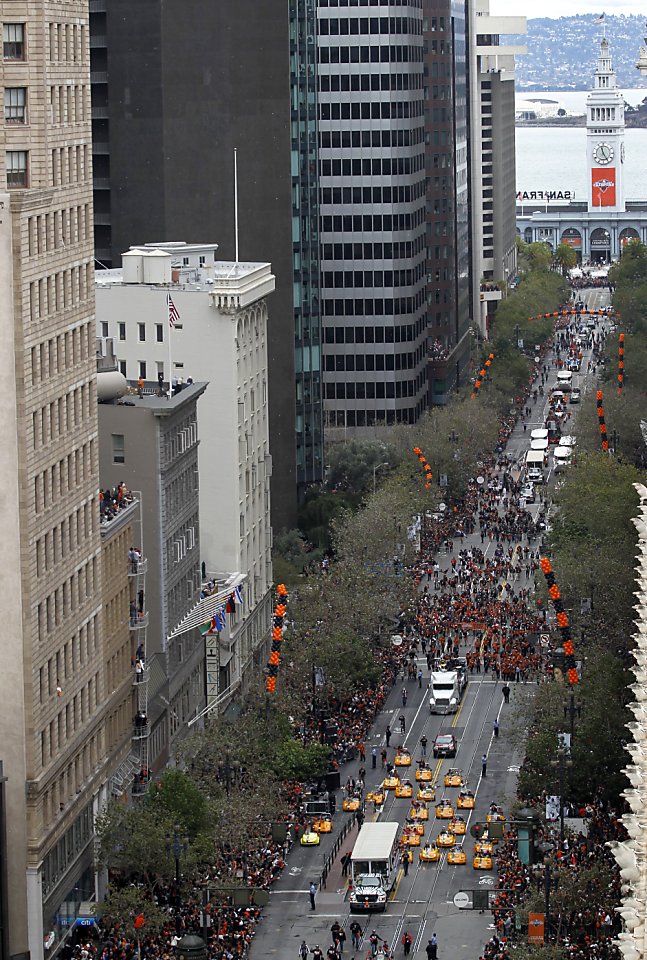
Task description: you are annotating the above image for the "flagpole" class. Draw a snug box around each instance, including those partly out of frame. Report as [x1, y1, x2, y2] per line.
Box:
[167, 292, 173, 398]
[234, 147, 239, 265]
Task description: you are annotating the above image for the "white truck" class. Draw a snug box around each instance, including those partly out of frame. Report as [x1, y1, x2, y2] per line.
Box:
[428, 658, 468, 714]
[349, 822, 400, 912]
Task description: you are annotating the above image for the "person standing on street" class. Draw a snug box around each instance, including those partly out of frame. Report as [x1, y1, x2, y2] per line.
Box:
[502, 684, 510, 704]
[426, 934, 438, 960]
[372, 746, 377, 769]
[481, 754, 488, 778]
[399, 714, 406, 734]
[403, 848, 411, 876]
[493, 718, 500, 738]
[402, 687, 408, 707]
[299, 942, 309, 960]
[369, 931, 379, 958]
[420, 735, 428, 757]
[336, 928, 346, 954]
[309, 881, 317, 910]
[385, 724, 392, 747]
[402, 932, 412, 956]
[350, 922, 362, 951]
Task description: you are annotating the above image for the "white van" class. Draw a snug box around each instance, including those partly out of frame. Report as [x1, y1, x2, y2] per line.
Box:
[531, 428, 548, 442]
[557, 370, 573, 386]
[526, 450, 545, 482]
[530, 438, 549, 452]
[553, 446, 572, 472]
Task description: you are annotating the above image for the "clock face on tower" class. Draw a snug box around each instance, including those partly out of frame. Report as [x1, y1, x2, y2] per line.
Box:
[594, 142, 614, 165]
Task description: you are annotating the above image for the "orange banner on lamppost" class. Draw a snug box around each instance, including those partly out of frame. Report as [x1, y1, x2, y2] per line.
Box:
[528, 913, 545, 944]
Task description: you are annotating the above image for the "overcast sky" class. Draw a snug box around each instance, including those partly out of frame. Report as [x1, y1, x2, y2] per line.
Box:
[490, 0, 644, 18]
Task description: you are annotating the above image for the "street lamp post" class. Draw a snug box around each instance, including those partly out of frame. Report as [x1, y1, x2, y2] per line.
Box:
[372, 461, 389, 496]
[166, 825, 189, 908]
[550, 747, 573, 843]
[563, 693, 582, 742]
[218, 752, 241, 796]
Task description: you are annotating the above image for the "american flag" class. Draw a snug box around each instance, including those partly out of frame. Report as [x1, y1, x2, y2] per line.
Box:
[593, 13, 605, 23]
[167, 293, 180, 328]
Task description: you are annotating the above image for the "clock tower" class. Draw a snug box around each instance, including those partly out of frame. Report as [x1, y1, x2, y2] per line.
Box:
[587, 37, 625, 213]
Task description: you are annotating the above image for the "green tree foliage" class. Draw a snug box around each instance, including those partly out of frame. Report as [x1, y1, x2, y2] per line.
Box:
[522, 241, 553, 272]
[273, 740, 331, 781]
[609, 239, 647, 334]
[297, 489, 355, 549]
[552, 242, 577, 276]
[146, 769, 209, 839]
[99, 886, 169, 940]
[95, 801, 177, 889]
[326, 438, 401, 494]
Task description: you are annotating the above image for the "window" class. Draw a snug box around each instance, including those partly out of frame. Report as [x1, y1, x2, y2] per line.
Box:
[138, 323, 146, 342]
[100, 322, 108, 338]
[155, 323, 164, 343]
[4, 88, 26, 123]
[111, 434, 125, 465]
[119, 360, 126, 377]
[3, 24, 25, 60]
[118, 322, 126, 341]
[6, 151, 27, 187]
[138, 361, 147, 379]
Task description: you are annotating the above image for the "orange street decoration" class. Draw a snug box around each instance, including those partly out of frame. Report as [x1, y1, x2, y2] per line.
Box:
[540, 558, 578, 685]
[596, 390, 609, 452]
[265, 584, 289, 694]
[471, 353, 494, 399]
[413, 447, 433, 490]
[618, 333, 625, 394]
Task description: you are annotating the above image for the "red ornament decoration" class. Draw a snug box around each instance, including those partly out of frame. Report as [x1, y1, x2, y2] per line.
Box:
[471, 353, 495, 399]
[413, 447, 433, 490]
[265, 584, 289, 694]
[540, 557, 579, 685]
[618, 333, 625, 394]
[596, 390, 609, 452]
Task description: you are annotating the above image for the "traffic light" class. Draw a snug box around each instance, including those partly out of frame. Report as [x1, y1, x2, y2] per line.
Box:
[470, 822, 484, 840]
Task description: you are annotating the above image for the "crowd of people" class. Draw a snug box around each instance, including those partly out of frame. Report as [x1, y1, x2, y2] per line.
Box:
[100, 483, 136, 525]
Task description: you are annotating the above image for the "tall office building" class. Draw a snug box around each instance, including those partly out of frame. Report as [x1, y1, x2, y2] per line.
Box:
[0, 4, 122, 956]
[468, 0, 525, 335]
[423, 0, 472, 403]
[290, 0, 324, 486]
[89, 2, 302, 524]
[318, 1, 429, 430]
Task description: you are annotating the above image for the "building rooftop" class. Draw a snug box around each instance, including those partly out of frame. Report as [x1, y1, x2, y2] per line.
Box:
[101, 380, 208, 415]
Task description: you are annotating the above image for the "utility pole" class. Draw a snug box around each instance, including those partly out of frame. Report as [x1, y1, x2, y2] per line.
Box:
[551, 747, 573, 843]
[564, 693, 581, 742]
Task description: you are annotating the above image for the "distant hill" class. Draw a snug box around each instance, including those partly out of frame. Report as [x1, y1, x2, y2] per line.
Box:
[510, 14, 647, 90]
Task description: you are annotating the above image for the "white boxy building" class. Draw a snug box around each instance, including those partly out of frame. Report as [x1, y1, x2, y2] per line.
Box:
[95, 243, 275, 712]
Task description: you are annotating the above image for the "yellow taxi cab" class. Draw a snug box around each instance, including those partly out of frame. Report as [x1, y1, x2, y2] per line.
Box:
[447, 848, 467, 865]
[383, 775, 400, 791]
[343, 797, 361, 812]
[300, 827, 320, 846]
[417, 784, 436, 802]
[448, 816, 467, 835]
[444, 768, 464, 788]
[486, 811, 505, 825]
[395, 748, 412, 767]
[406, 818, 425, 836]
[435, 799, 455, 819]
[436, 830, 456, 848]
[395, 779, 413, 799]
[420, 843, 440, 862]
[401, 827, 421, 847]
[313, 815, 332, 834]
[416, 765, 433, 782]
[474, 840, 494, 855]
[473, 854, 493, 870]
[409, 805, 429, 821]
[367, 787, 385, 806]
[457, 790, 475, 810]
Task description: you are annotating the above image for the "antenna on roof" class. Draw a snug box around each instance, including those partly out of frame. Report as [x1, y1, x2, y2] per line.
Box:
[234, 147, 239, 266]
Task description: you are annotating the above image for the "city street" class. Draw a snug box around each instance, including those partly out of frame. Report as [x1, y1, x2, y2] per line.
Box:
[249, 288, 610, 960]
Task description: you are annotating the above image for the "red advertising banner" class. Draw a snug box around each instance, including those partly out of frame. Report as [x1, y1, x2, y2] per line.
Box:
[591, 168, 616, 207]
[528, 913, 545, 944]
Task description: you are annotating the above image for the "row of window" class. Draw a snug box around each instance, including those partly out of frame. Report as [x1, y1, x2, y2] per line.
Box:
[38, 622, 99, 707]
[318, 17, 421, 36]
[105, 590, 130, 694]
[319, 71, 422, 92]
[323, 316, 426, 343]
[49, 83, 89, 125]
[319, 44, 423, 64]
[37, 563, 99, 643]
[325, 406, 422, 428]
[48, 21, 86, 63]
[320, 98, 423, 121]
[28, 206, 91, 256]
[34, 420, 96, 515]
[321, 210, 425, 233]
[41, 804, 93, 897]
[320, 128, 424, 148]
[320, 181, 425, 205]
[322, 264, 425, 288]
[321, 237, 425, 260]
[30, 323, 94, 385]
[105, 698, 131, 755]
[163, 417, 200, 467]
[51, 143, 91, 186]
[322, 292, 426, 317]
[324, 350, 422, 372]
[33, 394, 96, 456]
[320, 155, 424, 177]
[35, 504, 97, 596]
[40, 675, 98, 766]
[29, 264, 93, 322]
[319, 0, 423, 7]
[324, 375, 425, 400]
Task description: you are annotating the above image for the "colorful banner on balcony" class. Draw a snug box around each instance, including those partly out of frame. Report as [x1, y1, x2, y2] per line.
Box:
[540, 557, 579, 685]
[471, 353, 494, 399]
[618, 333, 625, 394]
[596, 390, 609, 451]
[266, 584, 289, 694]
[413, 447, 433, 490]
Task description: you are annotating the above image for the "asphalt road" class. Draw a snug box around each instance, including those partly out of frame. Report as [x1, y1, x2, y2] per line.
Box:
[249, 287, 610, 960]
